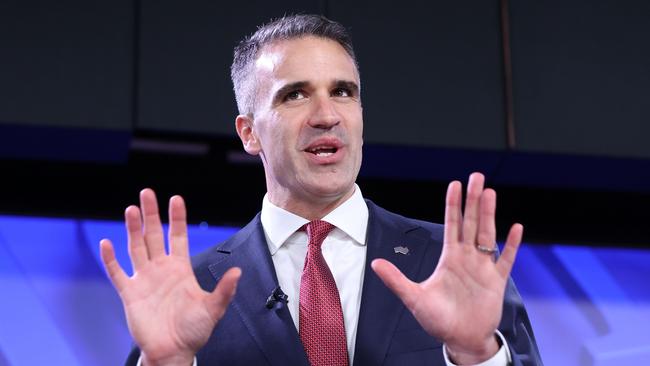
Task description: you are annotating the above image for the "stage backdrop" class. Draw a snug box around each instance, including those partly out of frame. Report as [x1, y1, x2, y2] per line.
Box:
[0, 214, 648, 366]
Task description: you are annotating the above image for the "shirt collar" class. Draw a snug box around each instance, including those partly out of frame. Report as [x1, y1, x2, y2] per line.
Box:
[261, 184, 369, 255]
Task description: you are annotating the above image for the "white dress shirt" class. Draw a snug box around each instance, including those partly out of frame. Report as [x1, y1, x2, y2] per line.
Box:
[261, 184, 369, 364]
[138, 185, 511, 366]
[260, 185, 511, 366]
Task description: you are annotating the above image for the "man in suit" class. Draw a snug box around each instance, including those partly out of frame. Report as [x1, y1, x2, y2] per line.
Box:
[100, 14, 542, 366]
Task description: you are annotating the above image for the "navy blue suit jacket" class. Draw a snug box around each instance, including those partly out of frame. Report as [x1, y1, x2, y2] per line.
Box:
[127, 201, 542, 365]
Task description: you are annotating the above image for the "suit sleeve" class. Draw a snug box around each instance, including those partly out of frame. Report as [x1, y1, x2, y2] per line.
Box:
[499, 278, 544, 366]
[124, 346, 139, 366]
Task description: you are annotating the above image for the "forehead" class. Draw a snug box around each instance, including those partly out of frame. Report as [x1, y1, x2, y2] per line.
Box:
[254, 36, 359, 85]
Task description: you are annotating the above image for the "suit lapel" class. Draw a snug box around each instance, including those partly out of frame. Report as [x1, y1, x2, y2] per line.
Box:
[353, 202, 436, 365]
[207, 216, 309, 366]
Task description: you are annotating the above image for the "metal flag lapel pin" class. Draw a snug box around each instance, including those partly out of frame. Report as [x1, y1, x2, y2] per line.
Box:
[393, 246, 409, 255]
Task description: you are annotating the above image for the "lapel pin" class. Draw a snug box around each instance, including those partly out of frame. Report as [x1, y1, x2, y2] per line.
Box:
[393, 246, 409, 255]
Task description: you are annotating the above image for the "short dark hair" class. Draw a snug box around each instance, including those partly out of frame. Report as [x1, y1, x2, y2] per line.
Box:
[231, 14, 358, 115]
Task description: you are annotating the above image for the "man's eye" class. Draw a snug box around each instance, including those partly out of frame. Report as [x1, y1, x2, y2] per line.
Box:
[285, 90, 306, 101]
[332, 88, 351, 97]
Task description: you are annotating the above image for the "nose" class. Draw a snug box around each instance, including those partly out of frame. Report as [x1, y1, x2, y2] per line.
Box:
[307, 95, 340, 129]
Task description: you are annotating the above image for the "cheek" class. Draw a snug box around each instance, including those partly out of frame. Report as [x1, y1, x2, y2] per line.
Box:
[344, 105, 363, 129]
[349, 114, 364, 145]
[260, 123, 298, 165]
[270, 126, 295, 154]
[256, 115, 282, 149]
[271, 113, 306, 148]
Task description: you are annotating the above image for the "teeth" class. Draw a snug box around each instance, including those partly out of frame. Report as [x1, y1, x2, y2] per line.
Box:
[308, 146, 337, 155]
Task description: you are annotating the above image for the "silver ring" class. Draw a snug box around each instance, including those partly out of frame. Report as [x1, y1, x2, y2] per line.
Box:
[476, 244, 498, 255]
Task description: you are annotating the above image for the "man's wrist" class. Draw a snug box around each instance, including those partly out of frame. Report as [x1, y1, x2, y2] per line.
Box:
[445, 335, 500, 365]
[139, 352, 196, 366]
[443, 330, 511, 366]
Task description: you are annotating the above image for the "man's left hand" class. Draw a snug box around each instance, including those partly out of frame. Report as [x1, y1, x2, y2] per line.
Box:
[372, 172, 522, 364]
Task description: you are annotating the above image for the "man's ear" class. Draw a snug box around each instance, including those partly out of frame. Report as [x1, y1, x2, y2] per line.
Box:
[235, 114, 261, 155]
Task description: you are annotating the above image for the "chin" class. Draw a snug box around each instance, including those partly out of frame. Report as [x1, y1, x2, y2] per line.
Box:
[302, 177, 355, 201]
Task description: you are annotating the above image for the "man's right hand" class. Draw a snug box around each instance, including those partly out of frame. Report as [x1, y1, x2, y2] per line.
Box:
[100, 188, 241, 366]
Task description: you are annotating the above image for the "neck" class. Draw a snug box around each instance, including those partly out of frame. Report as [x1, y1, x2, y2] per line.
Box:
[267, 186, 356, 221]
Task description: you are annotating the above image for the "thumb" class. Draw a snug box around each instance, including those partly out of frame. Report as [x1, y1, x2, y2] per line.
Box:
[371, 259, 419, 309]
[205, 267, 242, 321]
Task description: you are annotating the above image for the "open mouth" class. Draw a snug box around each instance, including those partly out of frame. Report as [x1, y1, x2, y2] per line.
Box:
[306, 146, 338, 157]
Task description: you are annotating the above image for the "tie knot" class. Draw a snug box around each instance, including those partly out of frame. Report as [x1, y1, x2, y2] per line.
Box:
[302, 220, 335, 248]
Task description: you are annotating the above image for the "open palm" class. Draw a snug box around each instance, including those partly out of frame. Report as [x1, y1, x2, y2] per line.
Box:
[100, 189, 241, 366]
[372, 173, 522, 364]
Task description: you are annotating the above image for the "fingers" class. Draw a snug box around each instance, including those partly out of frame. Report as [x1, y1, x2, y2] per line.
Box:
[444, 181, 462, 245]
[168, 195, 189, 258]
[140, 188, 166, 260]
[125, 205, 149, 270]
[371, 259, 420, 310]
[446, 173, 497, 251]
[461, 172, 484, 245]
[496, 224, 523, 278]
[443, 173, 523, 281]
[100, 239, 129, 292]
[205, 267, 242, 321]
[477, 188, 497, 252]
[126, 190, 189, 269]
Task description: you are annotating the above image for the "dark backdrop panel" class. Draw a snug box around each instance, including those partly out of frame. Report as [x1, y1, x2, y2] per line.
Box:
[137, 0, 322, 136]
[329, 0, 507, 149]
[510, 0, 650, 158]
[0, 0, 133, 130]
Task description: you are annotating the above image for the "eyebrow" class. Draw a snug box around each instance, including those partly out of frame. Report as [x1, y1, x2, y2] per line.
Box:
[271, 79, 361, 105]
[272, 81, 309, 105]
[333, 80, 360, 96]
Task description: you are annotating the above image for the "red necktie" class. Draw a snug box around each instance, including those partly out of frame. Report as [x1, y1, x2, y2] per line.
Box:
[299, 220, 349, 366]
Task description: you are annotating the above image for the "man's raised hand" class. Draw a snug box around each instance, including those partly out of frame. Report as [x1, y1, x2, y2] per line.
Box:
[372, 173, 522, 365]
[100, 189, 241, 366]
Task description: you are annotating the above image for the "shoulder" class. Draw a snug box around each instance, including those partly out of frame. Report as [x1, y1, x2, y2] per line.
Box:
[190, 213, 262, 284]
[365, 199, 444, 242]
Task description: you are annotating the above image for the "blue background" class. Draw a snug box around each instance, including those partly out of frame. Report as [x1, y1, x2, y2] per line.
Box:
[0, 215, 648, 365]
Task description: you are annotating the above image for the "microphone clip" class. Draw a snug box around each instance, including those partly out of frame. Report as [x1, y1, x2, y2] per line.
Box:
[265, 286, 289, 309]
